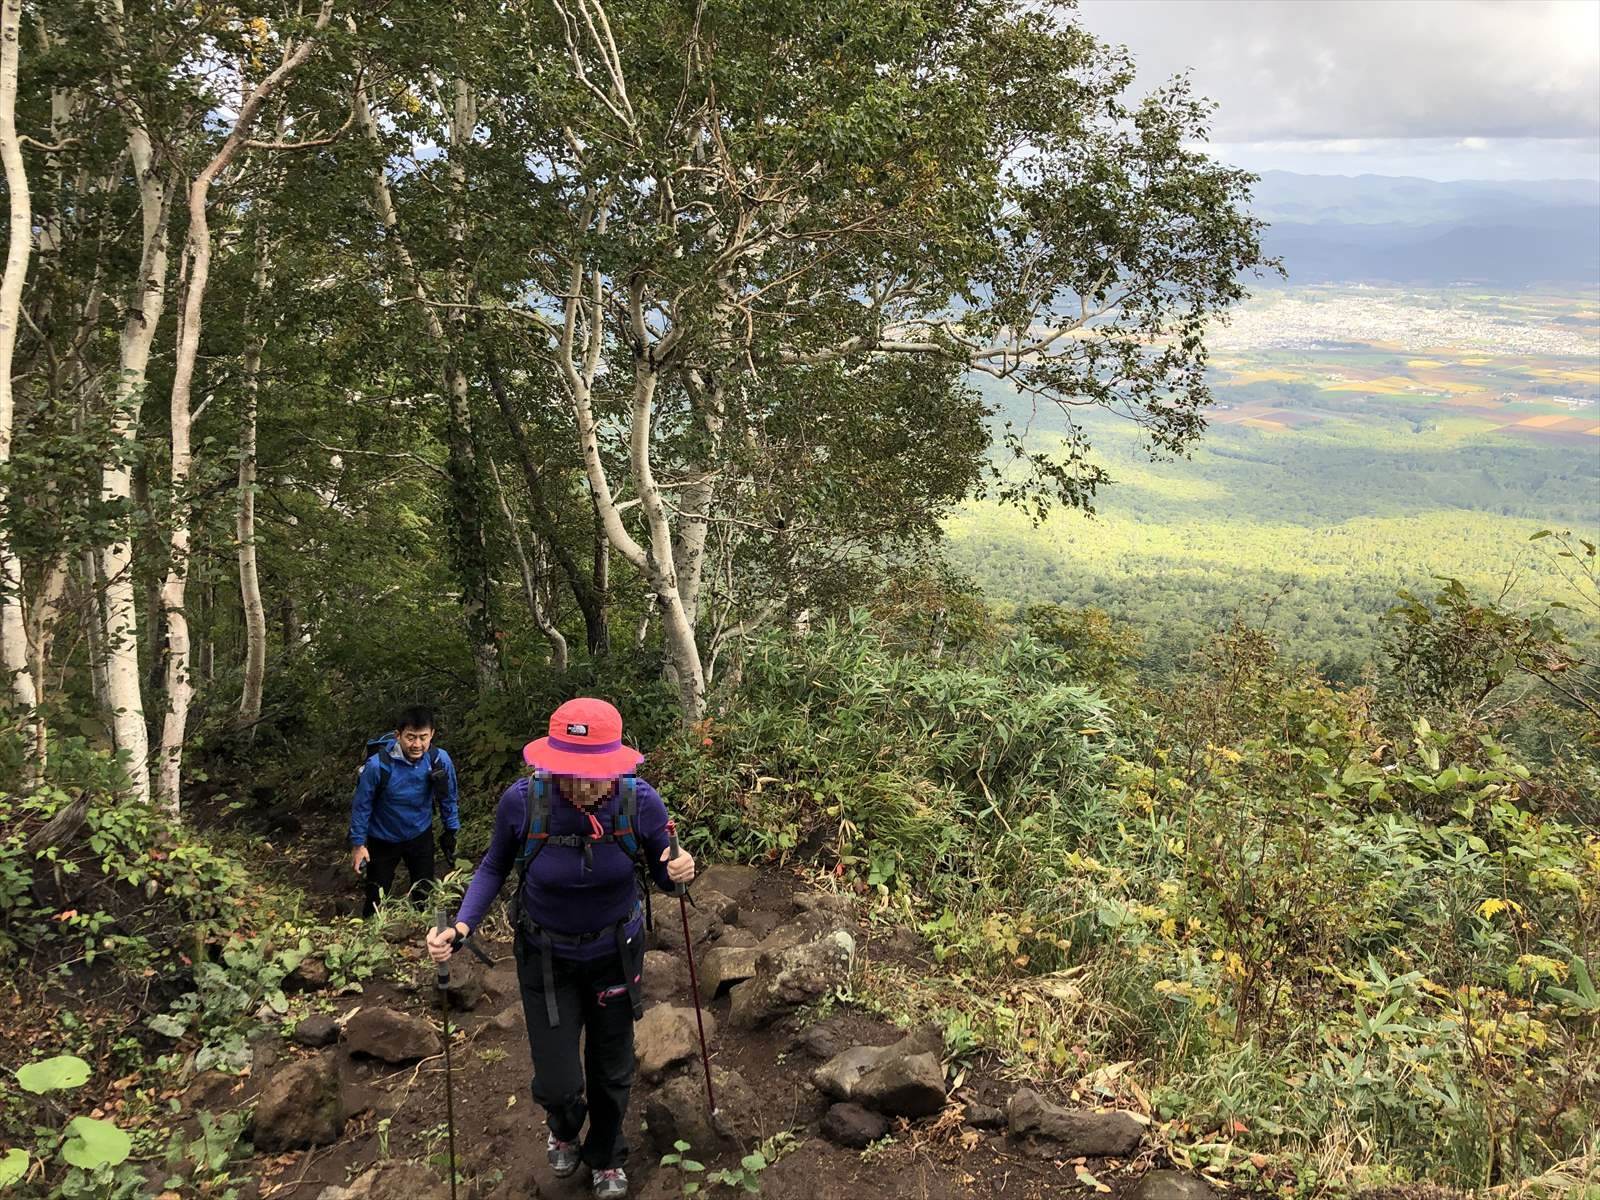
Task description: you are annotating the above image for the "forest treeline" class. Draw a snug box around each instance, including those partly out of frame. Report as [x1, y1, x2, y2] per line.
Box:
[0, 0, 1267, 809]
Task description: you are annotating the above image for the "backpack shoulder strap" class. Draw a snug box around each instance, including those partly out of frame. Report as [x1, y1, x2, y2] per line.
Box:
[613, 775, 643, 862]
[517, 772, 552, 864]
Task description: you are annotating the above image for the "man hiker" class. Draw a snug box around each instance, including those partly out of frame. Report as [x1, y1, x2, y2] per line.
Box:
[425, 697, 696, 1200]
[350, 704, 461, 917]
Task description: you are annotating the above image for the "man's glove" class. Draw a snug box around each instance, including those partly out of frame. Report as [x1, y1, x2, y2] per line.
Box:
[440, 830, 458, 863]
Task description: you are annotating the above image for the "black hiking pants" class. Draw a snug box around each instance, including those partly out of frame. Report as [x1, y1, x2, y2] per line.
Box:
[361, 829, 435, 917]
[514, 942, 639, 1170]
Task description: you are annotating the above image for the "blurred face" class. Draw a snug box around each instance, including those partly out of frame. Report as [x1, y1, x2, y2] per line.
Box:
[396, 725, 434, 761]
[561, 776, 614, 808]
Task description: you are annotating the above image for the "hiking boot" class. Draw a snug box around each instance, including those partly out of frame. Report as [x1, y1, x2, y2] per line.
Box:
[592, 1167, 628, 1199]
[546, 1133, 580, 1178]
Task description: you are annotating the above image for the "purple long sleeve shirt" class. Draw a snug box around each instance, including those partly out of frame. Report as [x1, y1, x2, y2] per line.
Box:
[454, 775, 675, 958]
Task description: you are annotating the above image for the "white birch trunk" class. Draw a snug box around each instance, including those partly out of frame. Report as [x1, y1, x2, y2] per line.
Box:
[0, 0, 39, 771]
[155, 8, 332, 815]
[488, 457, 568, 671]
[236, 229, 268, 729]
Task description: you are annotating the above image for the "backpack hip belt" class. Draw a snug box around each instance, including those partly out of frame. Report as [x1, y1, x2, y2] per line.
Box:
[516, 902, 645, 1025]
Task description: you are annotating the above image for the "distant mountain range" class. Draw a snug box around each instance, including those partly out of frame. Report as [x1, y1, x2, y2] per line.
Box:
[1249, 172, 1600, 287]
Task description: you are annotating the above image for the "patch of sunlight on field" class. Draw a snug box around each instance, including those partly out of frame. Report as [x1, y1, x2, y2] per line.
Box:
[1516, 414, 1574, 428]
[1322, 377, 1417, 395]
[1459, 357, 1493, 365]
[1407, 359, 1447, 369]
[1239, 417, 1288, 431]
[1529, 367, 1600, 385]
[1224, 368, 1304, 384]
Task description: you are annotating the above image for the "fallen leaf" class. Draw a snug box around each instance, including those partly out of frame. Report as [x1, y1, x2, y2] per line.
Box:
[1250, 1154, 1269, 1169]
[53, 910, 78, 922]
[960, 1130, 981, 1151]
[1229, 1118, 1250, 1135]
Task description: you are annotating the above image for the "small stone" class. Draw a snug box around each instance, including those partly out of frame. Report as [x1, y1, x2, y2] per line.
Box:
[963, 1102, 1006, 1130]
[1007, 1088, 1144, 1157]
[794, 893, 854, 918]
[821, 1102, 888, 1149]
[698, 945, 760, 1002]
[344, 1007, 441, 1064]
[292, 1015, 340, 1048]
[486, 1004, 522, 1034]
[439, 957, 482, 1012]
[811, 1046, 882, 1101]
[254, 1053, 343, 1151]
[284, 957, 330, 993]
[635, 1005, 718, 1082]
[853, 1050, 946, 1118]
[315, 1163, 449, 1200]
[788, 1016, 860, 1062]
[1128, 1170, 1216, 1200]
[692, 888, 740, 925]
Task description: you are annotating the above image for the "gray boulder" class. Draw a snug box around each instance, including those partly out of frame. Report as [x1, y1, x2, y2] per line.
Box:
[698, 945, 760, 1002]
[635, 1004, 717, 1082]
[728, 930, 855, 1029]
[853, 1050, 946, 1118]
[811, 1045, 882, 1101]
[439, 957, 483, 1012]
[284, 956, 330, 993]
[344, 1007, 441, 1064]
[254, 1053, 344, 1150]
[644, 1068, 762, 1153]
[821, 1102, 888, 1149]
[696, 864, 757, 901]
[1007, 1088, 1144, 1157]
[693, 888, 740, 925]
[644, 949, 688, 1003]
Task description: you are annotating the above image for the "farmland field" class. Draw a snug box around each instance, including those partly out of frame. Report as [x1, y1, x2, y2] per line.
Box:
[946, 285, 1600, 676]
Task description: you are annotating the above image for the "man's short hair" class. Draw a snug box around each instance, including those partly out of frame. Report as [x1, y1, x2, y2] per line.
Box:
[395, 704, 436, 733]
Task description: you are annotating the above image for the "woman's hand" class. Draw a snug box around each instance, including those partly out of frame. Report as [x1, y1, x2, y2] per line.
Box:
[426, 922, 470, 963]
[662, 845, 695, 885]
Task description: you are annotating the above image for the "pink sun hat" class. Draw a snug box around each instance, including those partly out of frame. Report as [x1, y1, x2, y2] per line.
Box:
[522, 697, 644, 779]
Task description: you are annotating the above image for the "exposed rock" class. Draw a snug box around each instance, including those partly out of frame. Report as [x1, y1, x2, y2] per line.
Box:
[788, 1015, 863, 1062]
[292, 1014, 340, 1048]
[644, 1068, 762, 1153]
[643, 949, 688, 1003]
[696, 864, 757, 901]
[757, 911, 845, 955]
[794, 892, 855, 918]
[821, 1102, 888, 1149]
[651, 907, 723, 952]
[688, 888, 738, 926]
[480, 964, 517, 1006]
[811, 1046, 882, 1101]
[698, 945, 760, 1002]
[635, 1005, 718, 1082]
[284, 956, 330, 993]
[439, 957, 483, 1012]
[882, 1024, 943, 1062]
[344, 1007, 441, 1064]
[874, 926, 927, 959]
[315, 1163, 449, 1200]
[738, 910, 782, 942]
[728, 931, 855, 1029]
[853, 1050, 946, 1118]
[963, 1101, 1007, 1130]
[484, 1004, 523, 1034]
[712, 925, 759, 949]
[249, 1032, 284, 1077]
[1007, 1088, 1144, 1157]
[1128, 1171, 1215, 1200]
[254, 1052, 344, 1150]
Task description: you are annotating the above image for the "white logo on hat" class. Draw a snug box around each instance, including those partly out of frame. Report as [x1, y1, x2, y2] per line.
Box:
[566, 722, 589, 736]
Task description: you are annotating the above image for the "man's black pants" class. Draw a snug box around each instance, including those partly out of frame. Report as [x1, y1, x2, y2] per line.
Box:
[362, 829, 435, 917]
[515, 943, 639, 1170]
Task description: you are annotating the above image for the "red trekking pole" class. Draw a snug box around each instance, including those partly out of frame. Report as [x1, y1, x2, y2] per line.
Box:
[667, 820, 717, 1116]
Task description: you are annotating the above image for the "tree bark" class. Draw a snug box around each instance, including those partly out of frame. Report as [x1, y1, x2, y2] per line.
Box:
[0, 0, 40, 770]
[236, 224, 269, 729]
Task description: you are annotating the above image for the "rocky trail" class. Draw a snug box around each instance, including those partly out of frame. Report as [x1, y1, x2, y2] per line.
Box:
[198, 862, 1215, 1200]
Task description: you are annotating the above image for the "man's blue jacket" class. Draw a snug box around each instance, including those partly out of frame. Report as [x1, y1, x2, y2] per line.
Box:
[349, 736, 461, 846]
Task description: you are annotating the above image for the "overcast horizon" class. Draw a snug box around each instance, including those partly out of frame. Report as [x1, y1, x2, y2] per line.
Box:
[1076, 0, 1600, 182]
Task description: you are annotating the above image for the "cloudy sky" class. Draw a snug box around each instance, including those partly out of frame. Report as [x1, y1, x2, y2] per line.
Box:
[1075, 0, 1600, 181]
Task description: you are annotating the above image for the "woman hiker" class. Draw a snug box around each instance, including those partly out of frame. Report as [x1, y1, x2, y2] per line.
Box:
[426, 698, 696, 1200]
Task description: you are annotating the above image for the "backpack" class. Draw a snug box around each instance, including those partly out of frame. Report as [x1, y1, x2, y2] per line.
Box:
[513, 771, 653, 926]
[361, 731, 449, 815]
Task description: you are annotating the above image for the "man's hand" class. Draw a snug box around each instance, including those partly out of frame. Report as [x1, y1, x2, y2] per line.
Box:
[661, 845, 695, 886]
[425, 922, 470, 964]
[352, 845, 370, 875]
[439, 830, 457, 863]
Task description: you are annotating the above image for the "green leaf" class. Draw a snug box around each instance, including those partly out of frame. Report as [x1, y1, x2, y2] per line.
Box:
[741, 1153, 767, 1172]
[0, 1147, 27, 1187]
[148, 1013, 190, 1038]
[60, 1117, 130, 1170]
[15, 1055, 90, 1094]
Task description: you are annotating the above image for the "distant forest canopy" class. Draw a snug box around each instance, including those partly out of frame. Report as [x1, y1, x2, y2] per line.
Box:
[951, 309, 1600, 679]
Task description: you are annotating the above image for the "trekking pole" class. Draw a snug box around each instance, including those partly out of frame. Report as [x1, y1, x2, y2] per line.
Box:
[667, 821, 717, 1116]
[434, 912, 460, 1200]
